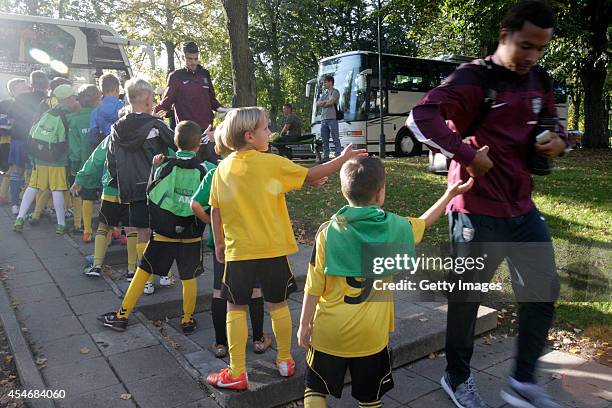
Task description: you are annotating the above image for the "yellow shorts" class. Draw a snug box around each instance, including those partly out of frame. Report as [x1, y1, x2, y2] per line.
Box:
[29, 165, 68, 191]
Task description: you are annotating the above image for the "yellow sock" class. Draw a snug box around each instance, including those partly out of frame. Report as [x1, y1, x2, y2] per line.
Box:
[358, 401, 382, 408]
[93, 224, 110, 266]
[304, 388, 327, 408]
[136, 242, 147, 259]
[0, 174, 9, 199]
[227, 309, 248, 377]
[126, 232, 137, 271]
[82, 199, 93, 234]
[72, 196, 82, 230]
[181, 278, 197, 324]
[271, 306, 292, 362]
[33, 189, 50, 219]
[117, 267, 149, 319]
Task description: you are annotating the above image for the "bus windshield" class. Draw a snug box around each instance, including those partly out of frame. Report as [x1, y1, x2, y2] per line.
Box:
[312, 54, 367, 123]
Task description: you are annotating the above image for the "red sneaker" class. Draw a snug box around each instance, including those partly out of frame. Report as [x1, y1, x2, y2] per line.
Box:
[82, 232, 92, 243]
[276, 358, 295, 377]
[207, 368, 248, 390]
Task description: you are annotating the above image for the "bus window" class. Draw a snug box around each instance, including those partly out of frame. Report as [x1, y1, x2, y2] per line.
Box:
[84, 28, 125, 67]
[387, 59, 435, 92]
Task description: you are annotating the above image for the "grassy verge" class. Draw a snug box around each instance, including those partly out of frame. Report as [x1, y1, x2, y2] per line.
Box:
[286, 149, 611, 362]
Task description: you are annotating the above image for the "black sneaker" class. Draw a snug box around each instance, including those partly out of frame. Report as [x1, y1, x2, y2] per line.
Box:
[126, 270, 135, 282]
[84, 265, 102, 277]
[97, 312, 128, 332]
[181, 318, 197, 335]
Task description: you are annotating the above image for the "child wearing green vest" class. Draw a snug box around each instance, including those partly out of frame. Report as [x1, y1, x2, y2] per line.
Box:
[68, 85, 102, 242]
[98, 120, 209, 334]
[297, 156, 474, 408]
[13, 84, 81, 234]
[71, 134, 137, 278]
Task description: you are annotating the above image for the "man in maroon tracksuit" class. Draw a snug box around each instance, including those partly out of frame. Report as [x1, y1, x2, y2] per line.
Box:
[407, 2, 567, 408]
[154, 41, 228, 162]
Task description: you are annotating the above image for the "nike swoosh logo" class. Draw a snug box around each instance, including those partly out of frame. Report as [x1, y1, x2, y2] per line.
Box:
[182, 80, 190, 84]
[217, 380, 244, 388]
[383, 379, 391, 384]
[491, 102, 507, 109]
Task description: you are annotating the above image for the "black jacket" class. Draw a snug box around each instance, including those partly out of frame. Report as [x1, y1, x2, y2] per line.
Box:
[107, 113, 175, 203]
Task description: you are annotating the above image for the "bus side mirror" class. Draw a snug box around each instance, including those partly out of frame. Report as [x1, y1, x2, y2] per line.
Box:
[305, 78, 317, 98]
[358, 68, 373, 76]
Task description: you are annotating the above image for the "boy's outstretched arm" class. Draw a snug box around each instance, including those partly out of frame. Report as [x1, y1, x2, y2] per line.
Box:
[297, 293, 320, 349]
[305, 143, 367, 183]
[191, 200, 211, 224]
[419, 178, 474, 229]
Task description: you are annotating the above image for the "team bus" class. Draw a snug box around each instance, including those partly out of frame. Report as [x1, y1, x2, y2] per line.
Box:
[307, 51, 567, 157]
[0, 12, 154, 99]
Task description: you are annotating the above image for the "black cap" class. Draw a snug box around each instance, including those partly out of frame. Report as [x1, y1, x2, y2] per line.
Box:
[182, 41, 199, 54]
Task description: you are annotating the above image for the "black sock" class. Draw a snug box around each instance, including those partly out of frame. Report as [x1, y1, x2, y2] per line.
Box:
[249, 296, 264, 341]
[211, 297, 227, 346]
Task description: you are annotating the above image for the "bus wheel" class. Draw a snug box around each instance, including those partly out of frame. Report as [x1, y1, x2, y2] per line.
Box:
[395, 129, 422, 157]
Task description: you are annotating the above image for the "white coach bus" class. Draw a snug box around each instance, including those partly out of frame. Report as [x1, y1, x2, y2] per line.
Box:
[307, 51, 567, 157]
[0, 12, 154, 99]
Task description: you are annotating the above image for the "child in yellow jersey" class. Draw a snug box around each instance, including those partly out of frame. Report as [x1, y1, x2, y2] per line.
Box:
[206, 107, 366, 390]
[297, 156, 474, 408]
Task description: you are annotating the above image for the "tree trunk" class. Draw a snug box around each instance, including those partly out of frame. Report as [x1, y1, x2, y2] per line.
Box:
[223, 0, 257, 107]
[164, 41, 176, 73]
[580, 0, 609, 148]
[581, 68, 608, 148]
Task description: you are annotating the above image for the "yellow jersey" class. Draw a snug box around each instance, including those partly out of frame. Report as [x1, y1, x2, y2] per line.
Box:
[305, 217, 425, 358]
[209, 150, 308, 261]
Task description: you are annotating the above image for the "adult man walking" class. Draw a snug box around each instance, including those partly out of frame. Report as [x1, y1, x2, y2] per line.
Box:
[316, 75, 341, 162]
[155, 41, 228, 162]
[407, 1, 567, 407]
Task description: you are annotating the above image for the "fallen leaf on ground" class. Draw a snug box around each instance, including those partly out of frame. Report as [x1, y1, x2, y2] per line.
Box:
[120, 393, 132, 400]
[35, 357, 47, 365]
[79, 347, 90, 354]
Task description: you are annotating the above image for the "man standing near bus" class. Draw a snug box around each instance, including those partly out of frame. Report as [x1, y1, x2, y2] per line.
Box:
[316, 75, 341, 162]
[8, 70, 49, 216]
[154, 41, 228, 163]
[407, 1, 567, 408]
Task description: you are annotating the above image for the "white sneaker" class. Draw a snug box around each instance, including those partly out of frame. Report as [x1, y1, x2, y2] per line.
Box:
[144, 281, 155, 295]
[11, 205, 19, 216]
[159, 275, 173, 286]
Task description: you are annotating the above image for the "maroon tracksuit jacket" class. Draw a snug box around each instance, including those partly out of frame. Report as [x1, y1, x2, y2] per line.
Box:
[407, 57, 567, 218]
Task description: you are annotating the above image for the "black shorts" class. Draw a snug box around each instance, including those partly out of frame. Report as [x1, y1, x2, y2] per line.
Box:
[128, 200, 149, 228]
[140, 238, 204, 280]
[212, 255, 261, 292]
[99, 199, 129, 227]
[80, 188, 99, 201]
[221, 256, 297, 304]
[305, 347, 394, 402]
[0, 142, 9, 172]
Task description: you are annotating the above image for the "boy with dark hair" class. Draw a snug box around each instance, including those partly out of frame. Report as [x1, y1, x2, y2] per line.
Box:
[13, 84, 80, 234]
[0, 78, 29, 206]
[407, 1, 566, 407]
[98, 120, 208, 333]
[8, 70, 49, 216]
[297, 156, 473, 408]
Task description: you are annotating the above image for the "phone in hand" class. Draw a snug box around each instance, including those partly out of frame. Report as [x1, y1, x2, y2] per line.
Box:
[535, 130, 553, 144]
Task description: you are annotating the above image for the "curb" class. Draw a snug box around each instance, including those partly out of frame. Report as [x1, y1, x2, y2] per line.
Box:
[0, 281, 55, 408]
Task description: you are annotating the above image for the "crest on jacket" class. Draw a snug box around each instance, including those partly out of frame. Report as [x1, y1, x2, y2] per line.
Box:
[531, 96, 542, 115]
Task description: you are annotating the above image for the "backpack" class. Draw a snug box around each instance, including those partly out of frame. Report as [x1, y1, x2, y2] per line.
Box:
[28, 107, 69, 162]
[147, 156, 207, 239]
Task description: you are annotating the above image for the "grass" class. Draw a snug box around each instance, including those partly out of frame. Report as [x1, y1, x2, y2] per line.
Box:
[286, 148, 612, 342]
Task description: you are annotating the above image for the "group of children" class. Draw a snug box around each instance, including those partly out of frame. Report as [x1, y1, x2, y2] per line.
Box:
[4, 70, 476, 406]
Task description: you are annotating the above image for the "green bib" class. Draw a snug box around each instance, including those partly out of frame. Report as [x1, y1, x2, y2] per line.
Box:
[148, 159, 205, 217]
[324, 205, 416, 277]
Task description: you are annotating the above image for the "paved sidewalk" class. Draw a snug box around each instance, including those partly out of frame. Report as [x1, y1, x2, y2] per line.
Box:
[1, 206, 610, 408]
